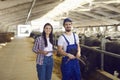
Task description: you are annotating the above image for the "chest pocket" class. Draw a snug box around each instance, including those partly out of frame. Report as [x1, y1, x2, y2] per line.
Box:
[62, 33, 78, 56]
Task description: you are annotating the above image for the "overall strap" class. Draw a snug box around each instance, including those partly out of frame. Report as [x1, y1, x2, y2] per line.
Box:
[62, 34, 70, 45]
[73, 32, 77, 44]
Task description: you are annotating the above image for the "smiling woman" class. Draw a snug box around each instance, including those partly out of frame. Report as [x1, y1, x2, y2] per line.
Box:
[32, 23, 55, 80]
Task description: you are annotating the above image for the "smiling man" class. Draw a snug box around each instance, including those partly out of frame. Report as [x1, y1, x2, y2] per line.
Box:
[57, 18, 81, 80]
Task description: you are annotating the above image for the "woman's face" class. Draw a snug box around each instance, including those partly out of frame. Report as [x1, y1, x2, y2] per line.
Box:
[44, 25, 52, 35]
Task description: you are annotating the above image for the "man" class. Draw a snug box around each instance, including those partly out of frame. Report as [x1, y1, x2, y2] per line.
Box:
[57, 18, 81, 80]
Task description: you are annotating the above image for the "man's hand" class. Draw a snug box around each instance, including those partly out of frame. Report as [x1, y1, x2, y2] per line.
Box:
[67, 53, 76, 59]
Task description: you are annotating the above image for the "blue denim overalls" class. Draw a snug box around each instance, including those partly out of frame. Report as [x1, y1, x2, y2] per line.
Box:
[61, 33, 81, 80]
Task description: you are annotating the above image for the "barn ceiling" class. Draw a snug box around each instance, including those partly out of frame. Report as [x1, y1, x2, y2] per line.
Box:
[0, 0, 120, 31]
[0, 0, 62, 31]
[69, 0, 120, 27]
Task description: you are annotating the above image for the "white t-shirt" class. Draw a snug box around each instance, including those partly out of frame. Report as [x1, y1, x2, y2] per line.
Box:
[44, 38, 53, 56]
[58, 33, 79, 51]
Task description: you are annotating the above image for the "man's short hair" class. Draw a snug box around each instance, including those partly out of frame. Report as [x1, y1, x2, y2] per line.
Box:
[63, 18, 72, 25]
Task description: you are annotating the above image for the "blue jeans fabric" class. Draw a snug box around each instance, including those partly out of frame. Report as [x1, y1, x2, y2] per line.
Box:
[36, 56, 53, 80]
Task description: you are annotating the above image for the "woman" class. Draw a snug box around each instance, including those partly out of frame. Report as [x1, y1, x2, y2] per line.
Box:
[32, 23, 54, 80]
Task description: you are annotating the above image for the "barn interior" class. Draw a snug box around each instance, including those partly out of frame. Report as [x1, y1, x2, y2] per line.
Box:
[0, 0, 120, 80]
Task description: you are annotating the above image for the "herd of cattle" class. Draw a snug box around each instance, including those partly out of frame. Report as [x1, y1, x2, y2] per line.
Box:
[0, 32, 14, 43]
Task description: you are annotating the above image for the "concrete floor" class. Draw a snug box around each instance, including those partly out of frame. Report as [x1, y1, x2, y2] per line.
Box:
[0, 37, 60, 80]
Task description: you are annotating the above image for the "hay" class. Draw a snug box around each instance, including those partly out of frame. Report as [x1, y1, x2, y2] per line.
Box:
[53, 54, 62, 79]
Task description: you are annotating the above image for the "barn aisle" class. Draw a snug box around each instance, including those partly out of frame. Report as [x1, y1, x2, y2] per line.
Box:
[0, 37, 60, 80]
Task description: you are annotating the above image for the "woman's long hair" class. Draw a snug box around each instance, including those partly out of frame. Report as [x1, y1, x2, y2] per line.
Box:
[42, 23, 53, 47]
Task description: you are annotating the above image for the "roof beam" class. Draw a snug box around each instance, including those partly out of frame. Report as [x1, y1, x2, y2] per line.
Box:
[97, 4, 120, 13]
[78, 12, 120, 24]
[0, 1, 60, 20]
[94, 11, 120, 19]
[2, 8, 54, 26]
[94, 11, 113, 17]
[25, 0, 36, 24]
[73, 19, 112, 27]
[0, 0, 32, 9]
[107, 14, 120, 18]
[3, 19, 25, 27]
[93, 0, 120, 4]
[0, 0, 56, 16]
[0, 1, 60, 26]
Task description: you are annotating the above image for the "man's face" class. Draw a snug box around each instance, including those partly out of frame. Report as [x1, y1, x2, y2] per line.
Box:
[64, 22, 72, 32]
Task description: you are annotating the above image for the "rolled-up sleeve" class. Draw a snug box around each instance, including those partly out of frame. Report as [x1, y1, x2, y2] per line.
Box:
[32, 37, 40, 53]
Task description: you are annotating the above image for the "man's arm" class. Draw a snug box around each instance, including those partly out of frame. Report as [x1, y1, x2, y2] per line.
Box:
[57, 45, 76, 59]
[57, 45, 68, 56]
[76, 43, 81, 58]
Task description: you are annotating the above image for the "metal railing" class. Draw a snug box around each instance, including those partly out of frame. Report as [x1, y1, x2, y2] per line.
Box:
[80, 44, 120, 72]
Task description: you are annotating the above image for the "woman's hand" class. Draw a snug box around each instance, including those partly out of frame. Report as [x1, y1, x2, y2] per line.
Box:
[38, 50, 48, 55]
[43, 51, 48, 55]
